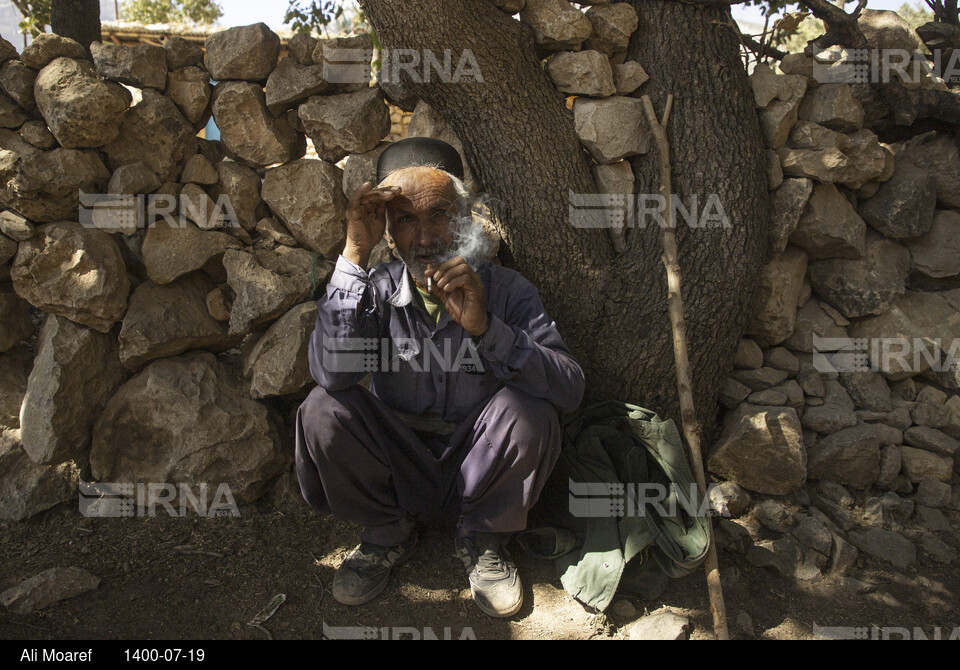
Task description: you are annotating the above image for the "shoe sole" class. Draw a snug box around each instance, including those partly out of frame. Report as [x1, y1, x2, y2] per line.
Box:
[332, 537, 419, 606]
[470, 584, 523, 618]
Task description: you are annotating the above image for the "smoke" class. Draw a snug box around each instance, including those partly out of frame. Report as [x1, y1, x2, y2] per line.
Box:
[445, 207, 497, 269]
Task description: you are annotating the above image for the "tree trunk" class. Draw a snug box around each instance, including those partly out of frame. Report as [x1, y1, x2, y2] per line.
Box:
[359, 0, 769, 439]
[51, 0, 101, 51]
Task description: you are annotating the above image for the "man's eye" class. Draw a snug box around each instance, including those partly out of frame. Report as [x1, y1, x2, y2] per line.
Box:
[397, 215, 412, 223]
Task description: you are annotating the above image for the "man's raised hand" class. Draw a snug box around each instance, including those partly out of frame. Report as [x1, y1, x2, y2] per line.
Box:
[343, 181, 401, 267]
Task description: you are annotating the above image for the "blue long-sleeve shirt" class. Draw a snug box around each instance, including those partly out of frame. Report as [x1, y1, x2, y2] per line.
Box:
[309, 255, 585, 422]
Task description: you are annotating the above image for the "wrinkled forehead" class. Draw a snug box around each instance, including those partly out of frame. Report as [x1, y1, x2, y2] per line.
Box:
[378, 166, 459, 211]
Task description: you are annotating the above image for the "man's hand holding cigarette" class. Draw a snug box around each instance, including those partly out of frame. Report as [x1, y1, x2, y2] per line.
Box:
[426, 258, 490, 338]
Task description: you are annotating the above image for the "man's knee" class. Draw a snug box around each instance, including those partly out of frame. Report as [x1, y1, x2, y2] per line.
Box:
[297, 384, 367, 458]
[482, 387, 561, 454]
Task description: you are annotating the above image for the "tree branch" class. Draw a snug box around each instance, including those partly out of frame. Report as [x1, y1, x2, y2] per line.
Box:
[802, 0, 869, 50]
[740, 29, 787, 60]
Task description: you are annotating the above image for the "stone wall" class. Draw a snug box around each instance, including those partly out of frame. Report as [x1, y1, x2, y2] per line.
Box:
[0, 3, 957, 584]
[709, 11, 960, 578]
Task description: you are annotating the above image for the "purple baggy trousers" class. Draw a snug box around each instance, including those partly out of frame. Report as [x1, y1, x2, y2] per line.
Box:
[294, 383, 562, 546]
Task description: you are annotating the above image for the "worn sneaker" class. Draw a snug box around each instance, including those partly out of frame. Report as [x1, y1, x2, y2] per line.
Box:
[333, 533, 417, 606]
[455, 536, 523, 618]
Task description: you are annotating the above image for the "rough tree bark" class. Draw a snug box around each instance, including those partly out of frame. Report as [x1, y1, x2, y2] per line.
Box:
[359, 0, 769, 439]
[51, 0, 101, 51]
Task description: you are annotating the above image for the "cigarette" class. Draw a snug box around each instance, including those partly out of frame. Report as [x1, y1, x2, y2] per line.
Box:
[427, 264, 432, 292]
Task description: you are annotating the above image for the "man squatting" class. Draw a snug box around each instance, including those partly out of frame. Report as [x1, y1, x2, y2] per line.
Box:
[295, 137, 585, 618]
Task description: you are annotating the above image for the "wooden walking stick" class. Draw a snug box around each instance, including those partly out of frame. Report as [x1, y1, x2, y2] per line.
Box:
[640, 94, 730, 640]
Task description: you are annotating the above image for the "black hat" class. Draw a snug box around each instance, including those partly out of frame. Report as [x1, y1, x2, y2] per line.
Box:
[376, 137, 464, 183]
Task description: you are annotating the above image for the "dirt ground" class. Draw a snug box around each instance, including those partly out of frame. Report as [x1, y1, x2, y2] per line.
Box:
[1, 474, 958, 641]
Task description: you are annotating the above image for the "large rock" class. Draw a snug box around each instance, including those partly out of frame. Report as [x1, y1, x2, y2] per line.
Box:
[298, 88, 391, 163]
[574, 96, 650, 164]
[19, 315, 126, 465]
[243, 302, 318, 398]
[847, 528, 915, 569]
[903, 210, 960, 279]
[0, 431, 80, 522]
[807, 423, 881, 489]
[11, 223, 129, 332]
[789, 183, 865, 260]
[33, 57, 131, 149]
[779, 130, 886, 188]
[261, 159, 346, 254]
[0, 89, 26, 128]
[0, 566, 98, 613]
[211, 81, 305, 167]
[118, 273, 244, 370]
[899, 446, 953, 482]
[745, 246, 808, 346]
[265, 57, 328, 114]
[838, 371, 892, 412]
[165, 66, 211, 126]
[788, 120, 851, 151]
[286, 32, 317, 66]
[858, 159, 936, 239]
[204, 23, 280, 81]
[0, 36, 16, 64]
[758, 74, 807, 149]
[802, 380, 859, 434]
[103, 88, 198, 182]
[21, 33, 86, 70]
[583, 3, 638, 63]
[91, 42, 167, 90]
[141, 218, 242, 285]
[769, 178, 813, 255]
[0, 147, 110, 222]
[707, 404, 806, 495]
[223, 246, 318, 334]
[163, 36, 204, 71]
[807, 233, 910, 319]
[896, 132, 960, 209]
[858, 9, 922, 52]
[108, 162, 162, 196]
[545, 50, 615, 97]
[0, 291, 33, 353]
[903, 426, 959, 456]
[0, 127, 42, 158]
[1, 59, 38, 112]
[519, 0, 593, 53]
[628, 608, 692, 641]
[90, 352, 287, 503]
[0, 209, 33, 241]
[210, 161, 263, 232]
[612, 61, 648, 94]
[798, 84, 863, 132]
[751, 63, 798, 108]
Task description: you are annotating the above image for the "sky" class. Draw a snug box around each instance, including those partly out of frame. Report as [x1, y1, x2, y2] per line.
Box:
[0, 0, 932, 53]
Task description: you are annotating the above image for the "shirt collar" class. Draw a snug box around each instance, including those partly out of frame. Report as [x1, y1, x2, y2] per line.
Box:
[387, 265, 419, 309]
